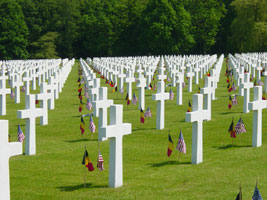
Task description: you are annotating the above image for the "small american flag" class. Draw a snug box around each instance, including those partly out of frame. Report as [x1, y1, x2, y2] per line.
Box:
[232, 82, 236, 91]
[97, 152, 104, 171]
[21, 86, 25, 92]
[144, 107, 152, 118]
[235, 117, 246, 134]
[176, 130, 186, 154]
[17, 124, 25, 142]
[86, 98, 92, 110]
[132, 93, 138, 105]
[169, 89, 174, 100]
[182, 82, 185, 88]
[10, 89, 15, 99]
[232, 95, 238, 106]
[120, 87, 124, 94]
[258, 80, 264, 86]
[89, 115, 96, 133]
[252, 184, 263, 200]
[84, 91, 89, 99]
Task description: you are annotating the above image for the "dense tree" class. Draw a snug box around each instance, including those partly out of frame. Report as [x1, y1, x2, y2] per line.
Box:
[0, 0, 29, 59]
[31, 32, 59, 59]
[186, 0, 226, 54]
[137, 0, 194, 55]
[0, 0, 265, 59]
[229, 0, 267, 52]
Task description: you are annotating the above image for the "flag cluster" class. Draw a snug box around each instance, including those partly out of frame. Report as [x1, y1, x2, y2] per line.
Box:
[167, 131, 186, 157]
[228, 118, 246, 139]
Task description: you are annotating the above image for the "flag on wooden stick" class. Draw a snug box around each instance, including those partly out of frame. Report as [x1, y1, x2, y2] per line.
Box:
[17, 124, 25, 142]
[97, 152, 104, 171]
[80, 116, 85, 135]
[167, 134, 174, 157]
[82, 149, 94, 171]
[176, 130, 186, 154]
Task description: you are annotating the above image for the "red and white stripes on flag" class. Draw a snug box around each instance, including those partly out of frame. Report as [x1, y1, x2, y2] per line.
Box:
[169, 89, 174, 100]
[17, 124, 25, 142]
[176, 130, 186, 154]
[97, 152, 104, 171]
[89, 115, 96, 133]
[132, 93, 138, 105]
[235, 118, 246, 134]
[232, 95, 238, 106]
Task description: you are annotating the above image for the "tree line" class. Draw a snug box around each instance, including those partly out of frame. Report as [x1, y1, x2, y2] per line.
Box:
[0, 0, 266, 60]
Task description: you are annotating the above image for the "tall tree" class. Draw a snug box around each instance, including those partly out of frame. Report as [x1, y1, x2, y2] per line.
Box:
[187, 0, 225, 54]
[137, 0, 194, 55]
[0, 0, 29, 59]
[229, 0, 267, 52]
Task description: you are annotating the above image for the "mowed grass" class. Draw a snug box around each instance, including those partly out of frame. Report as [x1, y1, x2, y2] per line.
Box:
[2, 59, 267, 200]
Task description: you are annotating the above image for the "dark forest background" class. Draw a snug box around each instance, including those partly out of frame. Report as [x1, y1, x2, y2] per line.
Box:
[0, 0, 266, 60]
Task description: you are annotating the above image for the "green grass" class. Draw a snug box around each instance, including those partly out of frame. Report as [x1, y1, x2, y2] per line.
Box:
[2, 59, 267, 199]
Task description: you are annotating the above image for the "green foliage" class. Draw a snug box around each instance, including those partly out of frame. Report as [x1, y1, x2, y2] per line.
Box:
[0, 0, 265, 59]
[31, 32, 59, 59]
[0, 0, 29, 60]
[137, 0, 194, 55]
[229, 0, 267, 52]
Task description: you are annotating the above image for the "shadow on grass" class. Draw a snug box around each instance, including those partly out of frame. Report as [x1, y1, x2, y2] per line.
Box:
[214, 144, 251, 150]
[72, 115, 83, 118]
[58, 183, 108, 192]
[148, 160, 191, 167]
[65, 138, 98, 143]
[132, 127, 156, 132]
[220, 111, 242, 115]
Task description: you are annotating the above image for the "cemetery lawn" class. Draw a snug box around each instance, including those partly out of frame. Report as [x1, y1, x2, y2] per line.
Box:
[3, 59, 267, 200]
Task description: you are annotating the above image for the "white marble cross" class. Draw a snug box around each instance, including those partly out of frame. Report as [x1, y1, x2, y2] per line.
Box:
[93, 87, 113, 141]
[0, 68, 11, 115]
[238, 68, 245, 96]
[186, 94, 209, 164]
[256, 64, 262, 82]
[136, 75, 146, 110]
[89, 78, 100, 117]
[262, 61, 267, 93]
[240, 73, 253, 113]
[176, 72, 184, 105]
[186, 66, 194, 92]
[0, 120, 22, 200]
[118, 67, 126, 92]
[248, 86, 267, 147]
[23, 71, 32, 95]
[36, 82, 52, 125]
[17, 94, 44, 155]
[194, 65, 200, 84]
[99, 105, 131, 188]
[125, 70, 135, 100]
[12, 74, 23, 104]
[200, 77, 213, 120]
[152, 81, 169, 130]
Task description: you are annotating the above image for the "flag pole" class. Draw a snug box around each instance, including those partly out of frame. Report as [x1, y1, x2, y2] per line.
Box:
[84, 144, 86, 188]
[168, 129, 170, 164]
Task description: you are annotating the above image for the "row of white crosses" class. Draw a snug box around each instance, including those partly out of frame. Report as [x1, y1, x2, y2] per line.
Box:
[81, 59, 132, 188]
[0, 59, 74, 200]
[185, 55, 225, 164]
[229, 53, 267, 148]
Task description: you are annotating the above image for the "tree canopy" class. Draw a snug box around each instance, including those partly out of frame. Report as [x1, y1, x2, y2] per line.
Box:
[0, 0, 265, 60]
